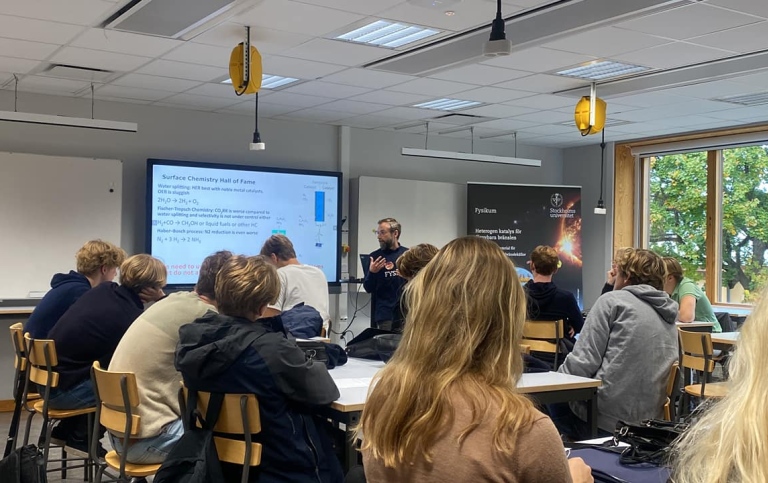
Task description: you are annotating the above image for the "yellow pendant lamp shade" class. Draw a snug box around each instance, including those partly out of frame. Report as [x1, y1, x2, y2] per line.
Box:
[229, 43, 262, 95]
[574, 95, 606, 135]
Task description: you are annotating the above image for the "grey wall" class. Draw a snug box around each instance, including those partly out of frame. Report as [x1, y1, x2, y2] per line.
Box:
[562, 142, 615, 309]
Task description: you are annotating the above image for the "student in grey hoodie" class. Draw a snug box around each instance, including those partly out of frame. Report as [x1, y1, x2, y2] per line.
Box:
[552, 248, 679, 439]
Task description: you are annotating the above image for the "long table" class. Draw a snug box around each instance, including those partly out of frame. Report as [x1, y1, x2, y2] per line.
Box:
[324, 358, 601, 471]
[711, 331, 739, 346]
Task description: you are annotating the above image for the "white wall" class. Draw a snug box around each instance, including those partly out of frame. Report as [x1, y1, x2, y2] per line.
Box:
[562, 143, 615, 309]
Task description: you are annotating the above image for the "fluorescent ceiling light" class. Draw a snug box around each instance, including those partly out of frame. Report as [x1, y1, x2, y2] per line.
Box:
[556, 61, 648, 80]
[336, 20, 439, 48]
[714, 91, 768, 106]
[401, 148, 541, 167]
[413, 98, 481, 111]
[221, 74, 299, 89]
[0, 110, 137, 132]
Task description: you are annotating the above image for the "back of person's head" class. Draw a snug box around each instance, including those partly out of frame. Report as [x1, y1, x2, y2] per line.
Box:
[616, 248, 665, 290]
[195, 251, 234, 300]
[662, 256, 684, 284]
[215, 255, 280, 319]
[119, 254, 167, 292]
[76, 240, 126, 276]
[396, 243, 438, 280]
[672, 287, 768, 482]
[377, 217, 401, 239]
[259, 235, 296, 261]
[359, 236, 533, 466]
[613, 247, 633, 265]
[529, 245, 559, 275]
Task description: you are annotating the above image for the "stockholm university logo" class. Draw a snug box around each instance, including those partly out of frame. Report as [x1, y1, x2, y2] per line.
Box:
[551, 193, 563, 208]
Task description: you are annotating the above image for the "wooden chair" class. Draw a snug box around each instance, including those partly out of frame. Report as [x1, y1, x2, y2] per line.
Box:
[181, 385, 262, 483]
[5, 323, 34, 456]
[519, 344, 531, 355]
[90, 361, 161, 483]
[678, 329, 728, 413]
[24, 333, 96, 480]
[663, 362, 679, 422]
[522, 320, 565, 368]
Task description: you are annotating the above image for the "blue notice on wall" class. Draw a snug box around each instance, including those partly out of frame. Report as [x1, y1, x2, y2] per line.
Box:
[315, 191, 325, 222]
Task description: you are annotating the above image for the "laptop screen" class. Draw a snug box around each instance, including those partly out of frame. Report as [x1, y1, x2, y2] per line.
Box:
[360, 254, 370, 278]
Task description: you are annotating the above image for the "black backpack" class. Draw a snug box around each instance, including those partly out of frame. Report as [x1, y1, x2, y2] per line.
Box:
[153, 391, 226, 483]
[0, 445, 47, 483]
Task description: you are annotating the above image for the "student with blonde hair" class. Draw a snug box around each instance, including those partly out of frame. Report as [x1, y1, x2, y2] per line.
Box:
[601, 247, 633, 295]
[359, 236, 593, 483]
[25, 239, 126, 339]
[662, 256, 720, 331]
[671, 286, 768, 483]
[554, 248, 678, 440]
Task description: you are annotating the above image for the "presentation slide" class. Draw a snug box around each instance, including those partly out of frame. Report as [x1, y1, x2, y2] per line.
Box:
[147, 160, 340, 286]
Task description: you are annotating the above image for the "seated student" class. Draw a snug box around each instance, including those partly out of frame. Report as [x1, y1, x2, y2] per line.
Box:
[108, 251, 232, 465]
[392, 243, 439, 326]
[524, 245, 584, 340]
[662, 256, 720, 331]
[671, 285, 767, 483]
[260, 234, 331, 333]
[175, 255, 343, 483]
[25, 239, 125, 339]
[553, 248, 678, 440]
[359, 236, 592, 483]
[601, 247, 632, 295]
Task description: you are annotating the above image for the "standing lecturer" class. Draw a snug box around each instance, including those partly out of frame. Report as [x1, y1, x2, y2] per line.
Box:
[364, 217, 408, 331]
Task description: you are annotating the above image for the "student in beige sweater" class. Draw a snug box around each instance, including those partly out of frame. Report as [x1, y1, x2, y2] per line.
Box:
[108, 250, 233, 464]
[358, 236, 592, 483]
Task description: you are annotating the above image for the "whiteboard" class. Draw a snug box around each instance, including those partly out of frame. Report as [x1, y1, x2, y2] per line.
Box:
[0, 152, 122, 299]
[349, 176, 466, 277]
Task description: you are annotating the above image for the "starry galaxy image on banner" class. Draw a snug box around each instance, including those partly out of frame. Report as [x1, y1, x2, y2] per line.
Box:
[467, 183, 583, 308]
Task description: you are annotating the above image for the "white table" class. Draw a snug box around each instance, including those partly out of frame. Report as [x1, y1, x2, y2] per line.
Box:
[711, 331, 739, 346]
[0, 306, 35, 316]
[325, 358, 601, 471]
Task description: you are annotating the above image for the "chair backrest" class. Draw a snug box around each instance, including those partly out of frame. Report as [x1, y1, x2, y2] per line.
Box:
[522, 320, 564, 355]
[91, 361, 141, 437]
[10, 323, 26, 371]
[24, 333, 60, 389]
[519, 344, 531, 355]
[183, 386, 262, 467]
[678, 329, 715, 374]
[663, 362, 679, 421]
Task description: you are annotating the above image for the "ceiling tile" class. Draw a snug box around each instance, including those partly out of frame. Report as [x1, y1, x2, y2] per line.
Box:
[95, 96, 153, 105]
[340, 114, 404, 129]
[387, 78, 476, 96]
[184, 82, 251, 100]
[163, 43, 232, 68]
[0, 56, 41, 74]
[110, 73, 202, 92]
[279, 108, 349, 123]
[160, 93, 242, 110]
[321, 68, 415, 89]
[615, 3, 762, 40]
[514, 110, 573, 124]
[373, 106, 434, 121]
[0, 38, 59, 61]
[282, 81, 371, 99]
[258, 91, 336, 108]
[650, 115, 724, 129]
[707, 105, 768, 121]
[482, 47, 597, 73]
[505, 93, 575, 110]
[471, 117, 540, 131]
[347, 89, 431, 105]
[518, 123, 576, 135]
[0, 0, 116, 26]
[453, 86, 533, 103]
[494, 74, 585, 93]
[262, 55, 346, 79]
[543, 26, 671, 58]
[71, 28, 182, 57]
[0, 15, 84, 44]
[292, 0, 402, 16]
[661, 79, 761, 99]
[316, 99, 391, 115]
[708, 0, 768, 18]
[234, 0, 365, 37]
[95, 85, 174, 101]
[688, 21, 768, 54]
[607, 91, 692, 108]
[377, 1, 525, 31]
[222, 101, 298, 117]
[190, 23, 313, 56]
[729, 70, 768, 87]
[135, 60, 225, 82]
[282, 39, 389, 66]
[17, 75, 90, 94]
[428, 64, 530, 85]
[49, 47, 152, 72]
[459, 104, 536, 118]
[613, 42, 735, 70]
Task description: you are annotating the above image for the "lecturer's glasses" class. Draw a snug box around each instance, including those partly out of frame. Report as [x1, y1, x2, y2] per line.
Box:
[374, 229, 392, 236]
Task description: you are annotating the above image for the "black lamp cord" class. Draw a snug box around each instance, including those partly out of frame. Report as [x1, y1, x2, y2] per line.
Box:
[490, 0, 506, 40]
[253, 92, 261, 144]
[598, 129, 606, 208]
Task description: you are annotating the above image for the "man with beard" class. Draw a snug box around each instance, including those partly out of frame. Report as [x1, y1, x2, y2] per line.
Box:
[364, 218, 408, 331]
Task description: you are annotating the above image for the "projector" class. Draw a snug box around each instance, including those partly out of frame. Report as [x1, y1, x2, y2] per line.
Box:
[249, 142, 266, 151]
[483, 39, 512, 57]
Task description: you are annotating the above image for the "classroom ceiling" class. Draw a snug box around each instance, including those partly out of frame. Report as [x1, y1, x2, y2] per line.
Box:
[2, 0, 768, 148]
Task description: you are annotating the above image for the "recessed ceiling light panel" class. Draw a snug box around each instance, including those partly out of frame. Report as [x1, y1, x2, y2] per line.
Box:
[413, 98, 481, 110]
[336, 20, 440, 48]
[714, 91, 768, 106]
[556, 61, 649, 81]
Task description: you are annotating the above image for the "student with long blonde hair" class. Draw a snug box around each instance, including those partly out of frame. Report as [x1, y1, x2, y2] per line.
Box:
[358, 236, 592, 483]
[671, 288, 768, 482]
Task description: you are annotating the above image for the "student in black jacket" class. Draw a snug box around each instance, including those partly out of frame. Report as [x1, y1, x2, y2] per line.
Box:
[175, 255, 343, 483]
[524, 245, 584, 340]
